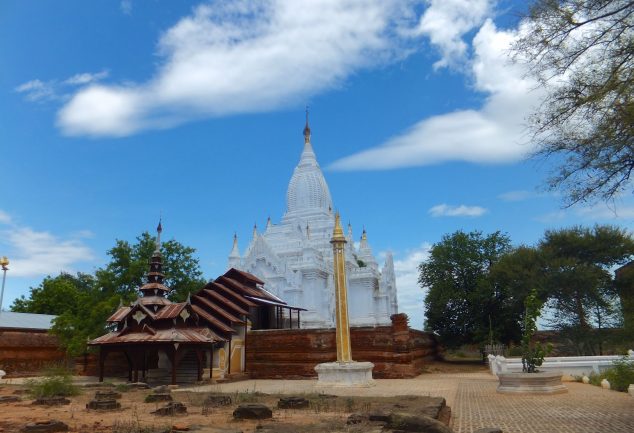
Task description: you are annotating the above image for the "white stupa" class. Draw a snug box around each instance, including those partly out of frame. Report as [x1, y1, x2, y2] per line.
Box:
[227, 114, 398, 328]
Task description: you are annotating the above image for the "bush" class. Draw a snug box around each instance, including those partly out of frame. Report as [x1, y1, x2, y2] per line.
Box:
[26, 366, 79, 398]
[603, 357, 634, 392]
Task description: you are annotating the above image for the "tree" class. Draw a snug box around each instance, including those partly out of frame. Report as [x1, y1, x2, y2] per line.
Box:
[419, 230, 513, 348]
[512, 0, 634, 206]
[96, 231, 206, 302]
[489, 246, 549, 340]
[11, 272, 96, 316]
[539, 225, 634, 354]
[11, 231, 206, 356]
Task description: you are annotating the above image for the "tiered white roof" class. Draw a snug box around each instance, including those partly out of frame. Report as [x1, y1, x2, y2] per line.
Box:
[228, 116, 398, 328]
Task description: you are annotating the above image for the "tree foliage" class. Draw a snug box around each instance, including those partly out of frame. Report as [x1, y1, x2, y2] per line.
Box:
[419, 230, 514, 348]
[10, 232, 205, 356]
[539, 225, 634, 354]
[513, 0, 634, 205]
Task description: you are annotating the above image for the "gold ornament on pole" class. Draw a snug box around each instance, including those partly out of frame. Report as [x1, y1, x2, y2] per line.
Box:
[314, 213, 374, 387]
[0, 256, 9, 312]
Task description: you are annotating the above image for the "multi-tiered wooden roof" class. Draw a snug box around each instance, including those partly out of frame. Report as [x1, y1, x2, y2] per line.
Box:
[90, 222, 305, 384]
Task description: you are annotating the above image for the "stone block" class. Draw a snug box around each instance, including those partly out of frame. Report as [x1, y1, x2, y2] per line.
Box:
[277, 396, 309, 409]
[21, 421, 69, 432]
[601, 379, 610, 389]
[233, 403, 272, 420]
[315, 361, 375, 387]
[32, 397, 70, 406]
[86, 399, 121, 410]
[386, 412, 453, 433]
[152, 401, 187, 416]
[582, 376, 590, 384]
[145, 393, 172, 403]
[0, 395, 20, 403]
[94, 390, 121, 400]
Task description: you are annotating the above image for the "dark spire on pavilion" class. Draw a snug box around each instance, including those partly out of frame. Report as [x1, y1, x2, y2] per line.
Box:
[139, 219, 169, 299]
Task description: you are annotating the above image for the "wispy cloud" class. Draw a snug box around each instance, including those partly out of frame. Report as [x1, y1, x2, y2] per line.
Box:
[429, 203, 487, 217]
[15, 70, 109, 103]
[0, 210, 95, 278]
[56, 1, 422, 137]
[120, 0, 132, 15]
[389, 243, 431, 330]
[498, 190, 534, 202]
[0, 210, 12, 225]
[330, 14, 542, 170]
[64, 70, 109, 86]
[15, 79, 56, 102]
[415, 0, 493, 69]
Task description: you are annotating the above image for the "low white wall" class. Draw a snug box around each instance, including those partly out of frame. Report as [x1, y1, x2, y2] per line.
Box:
[488, 350, 634, 378]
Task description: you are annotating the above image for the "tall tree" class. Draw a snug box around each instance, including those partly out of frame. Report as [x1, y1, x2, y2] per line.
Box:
[96, 231, 206, 302]
[419, 230, 513, 348]
[11, 272, 96, 315]
[512, 0, 634, 205]
[539, 225, 634, 354]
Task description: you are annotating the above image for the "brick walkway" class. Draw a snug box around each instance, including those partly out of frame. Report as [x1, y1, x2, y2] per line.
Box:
[186, 372, 634, 432]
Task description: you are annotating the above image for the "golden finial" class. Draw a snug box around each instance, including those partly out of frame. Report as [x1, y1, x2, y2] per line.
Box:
[332, 212, 346, 241]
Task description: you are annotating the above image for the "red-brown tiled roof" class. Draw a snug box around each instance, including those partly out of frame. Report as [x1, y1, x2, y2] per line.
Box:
[209, 280, 257, 307]
[193, 295, 244, 324]
[154, 303, 186, 320]
[201, 289, 249, 316]
[89, 327, 222, 345]
[225, 268, 265, 285]
[190, 304, 235, 334]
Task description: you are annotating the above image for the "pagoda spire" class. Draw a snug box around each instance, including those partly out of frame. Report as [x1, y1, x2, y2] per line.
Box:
[303, 106, 311, 144]
[155, 218, 163, 252]
[229, 233, 240, 258]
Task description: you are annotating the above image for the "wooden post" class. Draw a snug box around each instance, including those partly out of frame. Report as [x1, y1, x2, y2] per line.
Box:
[98, 348, 105, 383]
[171, 348, 177, 385]
[209, 346, 214, 379]
[196, 349, 202, 382]
[243, 318, 248, 373]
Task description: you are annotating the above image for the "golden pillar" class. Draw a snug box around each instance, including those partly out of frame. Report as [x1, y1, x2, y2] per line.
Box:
[331, 212, 353, 363]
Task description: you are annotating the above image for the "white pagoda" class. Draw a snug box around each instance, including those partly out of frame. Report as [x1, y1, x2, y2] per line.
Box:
[227, 115, 398, 328]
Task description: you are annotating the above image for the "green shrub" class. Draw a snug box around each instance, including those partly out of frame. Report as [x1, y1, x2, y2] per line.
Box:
[588, 371, 604, 386]
[25, 366, 79, 398]
[603, 356, 634, 392]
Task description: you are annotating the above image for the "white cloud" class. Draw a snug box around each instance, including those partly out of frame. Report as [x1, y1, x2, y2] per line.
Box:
[57, 1, 421, 137]
[16, 70, 109, 103]
[0, 212, 95, 278]
[416, 0, 493, 69]
[0, 210, 12, 225]
[64, 70, 109, 86]
[429, 203, 487, 217]
[120, 0, 132, 15]
[498, 190, 534, 202]
[15, 79, 56, 102]
[330, 18, 543, 170]
[391, 243, 431, 330]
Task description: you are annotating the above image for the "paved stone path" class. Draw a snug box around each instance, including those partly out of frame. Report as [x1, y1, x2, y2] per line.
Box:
[185, 372, 634, 433]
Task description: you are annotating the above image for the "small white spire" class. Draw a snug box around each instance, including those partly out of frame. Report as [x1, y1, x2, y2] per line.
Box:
[252, 223, 258, 239]
[229, 233, 240, 258]
[266, 216, 272, 230]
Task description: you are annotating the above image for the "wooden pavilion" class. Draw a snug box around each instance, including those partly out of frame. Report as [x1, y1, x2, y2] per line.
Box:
[90, 222, 305, 384]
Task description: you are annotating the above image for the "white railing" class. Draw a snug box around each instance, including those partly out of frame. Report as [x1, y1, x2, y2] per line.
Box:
[488, 350, 634, 378]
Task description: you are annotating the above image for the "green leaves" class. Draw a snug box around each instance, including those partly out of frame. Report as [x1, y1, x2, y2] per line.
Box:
[419, 230, 513, 348]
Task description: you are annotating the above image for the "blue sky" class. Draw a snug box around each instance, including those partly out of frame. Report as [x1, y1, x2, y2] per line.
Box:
[1, 0, 632, 329]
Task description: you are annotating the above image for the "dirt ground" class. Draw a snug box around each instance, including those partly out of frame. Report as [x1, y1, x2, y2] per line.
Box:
[0, 381, 450, 433]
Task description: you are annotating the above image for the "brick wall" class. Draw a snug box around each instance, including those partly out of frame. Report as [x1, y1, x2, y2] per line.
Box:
[0, 330, 68, 377]
[246, 314, 438, 379]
